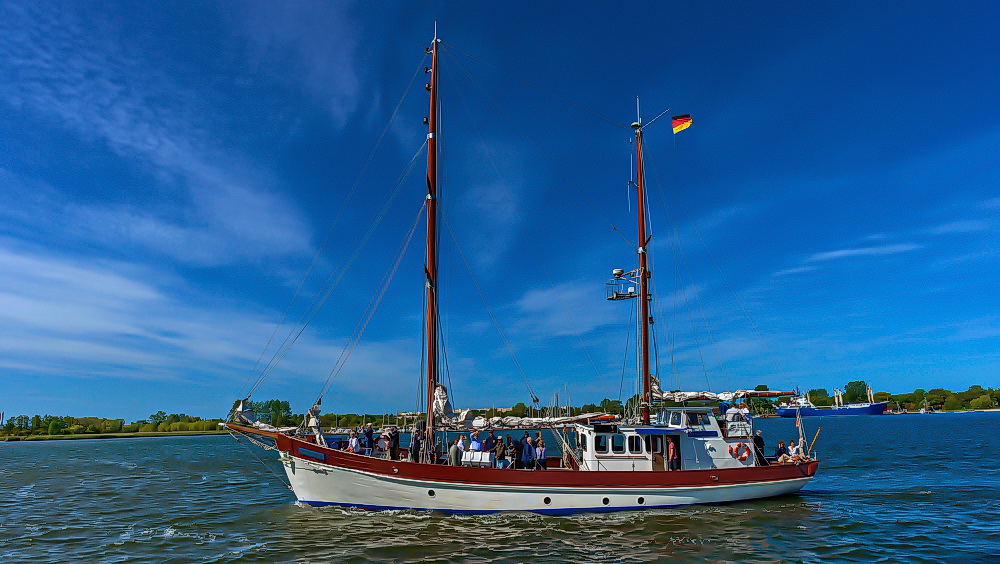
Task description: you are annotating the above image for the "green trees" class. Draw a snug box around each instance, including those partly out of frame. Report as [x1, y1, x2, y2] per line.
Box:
[148, 411, 168, 425]
[807, 388, 833, 406]
[510, 402, 528, 417]
[843, 381, 869, 403]
[970, 394, 995, 410]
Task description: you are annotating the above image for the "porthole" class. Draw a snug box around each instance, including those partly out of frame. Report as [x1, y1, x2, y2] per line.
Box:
[637, 497, 645, 505]
[543, 497, 551, 505]
[428, 489, 436, 497]
[602, 497, 610, 505]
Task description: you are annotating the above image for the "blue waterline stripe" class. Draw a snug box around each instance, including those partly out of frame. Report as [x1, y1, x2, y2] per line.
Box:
[298, 499, 740, 515]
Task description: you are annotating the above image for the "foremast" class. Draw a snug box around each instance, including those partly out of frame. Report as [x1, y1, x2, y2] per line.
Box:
[423, 33, 441, 460]
[632, 119, 653, 425]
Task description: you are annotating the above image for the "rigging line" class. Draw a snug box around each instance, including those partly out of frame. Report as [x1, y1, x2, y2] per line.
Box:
[441, 214, 540, 404]
[670, 225, 713, 391]
[441, 57, 615, 399]
[642, 106, 672, 129]
[645, 150, 731, 393]
[443, 49, 637, 251]
[248, 141, 428, 396]
[315, 201, 425, 400]
[690, 221, 788, 379]
[440, 41, 627, 129]
[226, 430, 292, 490]
[617, 300, 634, 406]
[240, 56, 427, 401]
[672, 222, 733, 394]
[249, 145, 424, 397]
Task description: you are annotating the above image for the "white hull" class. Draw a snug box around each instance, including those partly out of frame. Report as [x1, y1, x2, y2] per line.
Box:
[281, 454, 812, 514]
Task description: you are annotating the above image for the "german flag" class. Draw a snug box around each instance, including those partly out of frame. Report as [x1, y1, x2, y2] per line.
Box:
[671, 114, 692, 134]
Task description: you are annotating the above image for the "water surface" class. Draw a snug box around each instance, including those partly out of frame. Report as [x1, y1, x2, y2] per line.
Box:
[1, 413, 997, 562]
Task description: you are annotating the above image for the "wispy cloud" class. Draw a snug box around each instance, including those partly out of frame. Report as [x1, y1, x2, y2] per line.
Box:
[773, 265, 818, 276]
[515, 279, 619, 337]
[0, 3, 314, 265]
[806, 243, 922, 262]
[927, 220, 990, 235]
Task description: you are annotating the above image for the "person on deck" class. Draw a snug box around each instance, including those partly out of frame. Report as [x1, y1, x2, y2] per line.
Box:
[752, 429, 767, 466]
[469, 431, 482, 452]
[667, 438, 680, 471]
[718, 401, 731, 417]
[535, 439, 547, 469]
[448, 437, 461, 466]
[457, 435, 467, 454]
[409, 428, 422, 462]
[483, 431, 497, 453]
[506, 436, 518, 469]
[521, 437, 536, 470]
[387, 427, 400, 460]
[738, 403, 752, 421]
[725, 404, 742, 422]
[495, 434, 508, 468]
[514, 434, 526, 468]
[347, 430, 361, 453]
[788, 440, 799, 458]
[774, 440, 791, 463]
[364, 423, 375, 455]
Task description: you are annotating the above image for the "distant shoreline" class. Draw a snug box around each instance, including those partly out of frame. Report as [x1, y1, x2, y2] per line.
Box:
[0, 430, 229, 442]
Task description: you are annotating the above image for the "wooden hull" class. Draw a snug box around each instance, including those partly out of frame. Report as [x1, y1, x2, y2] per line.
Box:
[230, 426, 819, 514]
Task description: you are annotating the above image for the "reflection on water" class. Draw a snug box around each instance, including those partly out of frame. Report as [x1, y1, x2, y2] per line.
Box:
[1, 413, 998, 561]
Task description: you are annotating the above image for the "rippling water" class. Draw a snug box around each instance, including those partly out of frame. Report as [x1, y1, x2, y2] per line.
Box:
[2, 413, 998, 562]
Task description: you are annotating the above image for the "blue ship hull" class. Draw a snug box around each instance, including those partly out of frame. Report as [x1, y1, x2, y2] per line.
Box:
[775, 402, 888, 417]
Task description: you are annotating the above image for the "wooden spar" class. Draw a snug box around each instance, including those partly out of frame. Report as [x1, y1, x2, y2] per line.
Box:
[808, 426, 822, 454]
[424, 35, 441, 458]
[632, 121, 652, 425]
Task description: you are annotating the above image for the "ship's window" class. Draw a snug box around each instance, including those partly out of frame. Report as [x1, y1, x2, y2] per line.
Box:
[627, 435, 643, 454]
[700, 413, 712, 425]
[643, 436, 651, 452]
[688, 412, 711, 426]
[611, 434, 625, 454]
[595, 434, 608, 453]
[669, 412, 682, 426]
[580, 433, 588, 452]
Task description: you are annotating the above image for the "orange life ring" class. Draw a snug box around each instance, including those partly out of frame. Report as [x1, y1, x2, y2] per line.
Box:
[728, 442, 751, 461]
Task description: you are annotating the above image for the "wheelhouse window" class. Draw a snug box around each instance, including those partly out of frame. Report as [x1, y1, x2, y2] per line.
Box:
[627, 435, 643, 454]
[611, 434, 625, 454]
[687, 412, 711, 426]
[580, 433, 588, 452]
[595, 434, 608, 453]
[669, 411, 682, 426]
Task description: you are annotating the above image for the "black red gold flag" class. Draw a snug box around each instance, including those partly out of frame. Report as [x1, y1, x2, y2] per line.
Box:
[671, 114, 692, 134]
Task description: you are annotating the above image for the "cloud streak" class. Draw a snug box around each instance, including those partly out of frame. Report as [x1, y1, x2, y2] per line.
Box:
[806, 243, 922, 262]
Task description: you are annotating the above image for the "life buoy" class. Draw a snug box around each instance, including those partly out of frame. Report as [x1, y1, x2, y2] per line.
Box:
[375, 436, 389, 452]
[728, 442, 751, 461]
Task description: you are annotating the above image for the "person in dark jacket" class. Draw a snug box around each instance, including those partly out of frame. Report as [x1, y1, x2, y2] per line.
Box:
[409, 428, 422, 462]
[752, 429, 767, 466]
[363, 423, 375, 455]
[387, 427, 400, 461]
[521, 437, 536, 469]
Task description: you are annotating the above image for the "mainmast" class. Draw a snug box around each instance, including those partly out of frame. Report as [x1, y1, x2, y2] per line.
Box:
[632, 119, 653, 425]
[423, 33, 441, 456]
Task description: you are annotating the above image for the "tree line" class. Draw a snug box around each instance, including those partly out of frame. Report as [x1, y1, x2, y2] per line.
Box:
[0, 411, 223, 438]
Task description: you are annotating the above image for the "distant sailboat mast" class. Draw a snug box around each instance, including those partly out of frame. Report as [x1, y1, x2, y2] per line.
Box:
[423, 32, 441, 457]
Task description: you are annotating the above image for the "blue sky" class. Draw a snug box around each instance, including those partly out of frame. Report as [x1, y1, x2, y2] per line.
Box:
[2, 2, 999, 421]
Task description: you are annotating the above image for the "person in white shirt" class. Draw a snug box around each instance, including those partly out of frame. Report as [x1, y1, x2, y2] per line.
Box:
[725, 405, 741, 421]
[788, 440, 799, 457]
[738, 403, 752, 421]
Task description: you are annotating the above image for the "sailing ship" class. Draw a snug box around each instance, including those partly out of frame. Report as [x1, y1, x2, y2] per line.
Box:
[776, 387, 888, 417]
[226, 31, 819, 514]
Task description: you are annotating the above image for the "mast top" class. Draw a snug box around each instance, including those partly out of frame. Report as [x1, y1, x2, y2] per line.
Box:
[630, 121, 642, 130]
